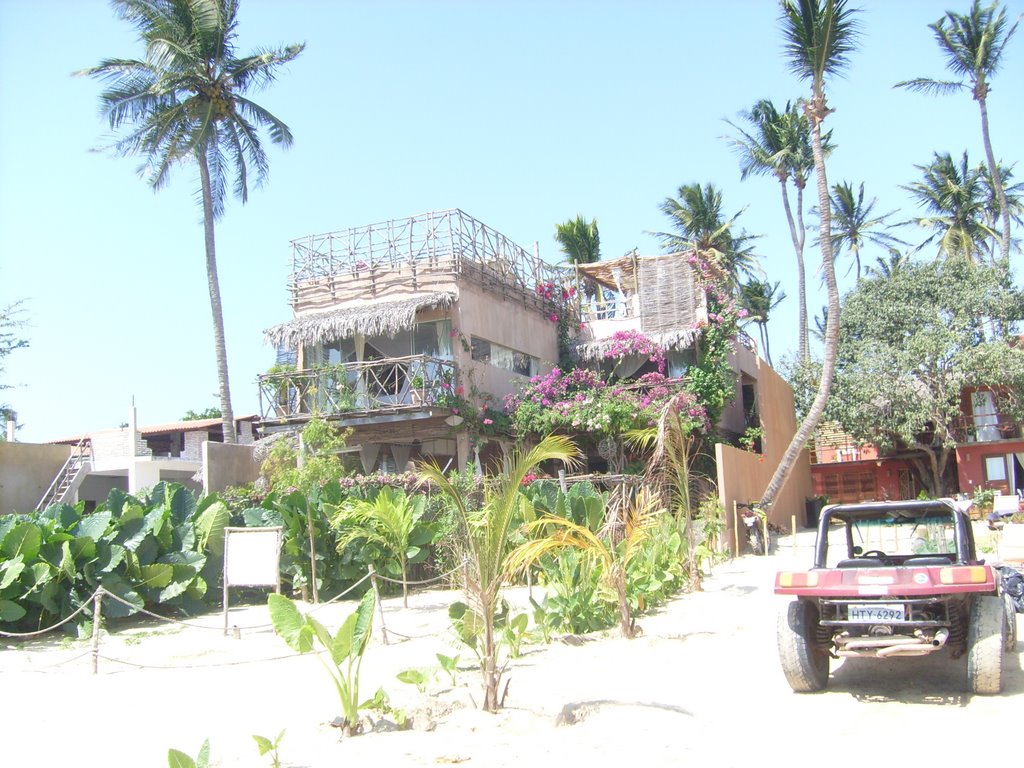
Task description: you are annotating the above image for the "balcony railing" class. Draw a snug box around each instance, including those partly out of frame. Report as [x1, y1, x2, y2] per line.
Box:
[955, 411, 1022, 443]
[258, 355, 456, 422]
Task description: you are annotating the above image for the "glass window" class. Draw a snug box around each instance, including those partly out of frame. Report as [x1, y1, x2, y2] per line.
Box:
[471, 336, 538, 377]
[471, 337, 491, 364]
[985, 455, 1008, 482]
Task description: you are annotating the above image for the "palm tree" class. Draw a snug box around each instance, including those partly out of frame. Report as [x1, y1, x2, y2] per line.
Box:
[726, 99, 822, 360]
[419, 434, 580, 713]
[981, 162, 1024, 257]
[739, 279, 786, 367]
[554, 215, 601, 265]
[653, 182, 762, 291]
[761, 0, 861, 513]
[895, 0, 1019, 266]
[507, 488, 662, 638]
[80, 0, 304, 443]
[826, 181, 906, 281]
[330, 487, 426, 608]
[865, 249, 912, 279]
[902, 151, 996, 262]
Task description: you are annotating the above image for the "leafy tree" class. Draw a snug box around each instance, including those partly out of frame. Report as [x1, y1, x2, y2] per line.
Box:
[896, 0, 1019, 265]
[418, 434, 579, 712]
[80, 0, 305, 444]
[0, 300, 28, 430]
[825, 258, 1024, 495]
[182, 407, 221, 421]
[653, 182, 762, 291]
[902, 151, 997, 262]
[739, 278, 786, 366]
[761, 0, 861, 513]
[825, 181, 906, 281]
[726, 99, 822, 359]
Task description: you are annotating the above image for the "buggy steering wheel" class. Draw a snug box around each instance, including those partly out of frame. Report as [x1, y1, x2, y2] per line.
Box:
[861, 549, 887, 559]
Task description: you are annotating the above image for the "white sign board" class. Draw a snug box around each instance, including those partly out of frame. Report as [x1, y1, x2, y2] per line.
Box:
[224, 527, 282, 587]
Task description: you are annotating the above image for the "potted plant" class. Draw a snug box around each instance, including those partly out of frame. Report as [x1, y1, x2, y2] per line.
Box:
[410, 374, 425, 405]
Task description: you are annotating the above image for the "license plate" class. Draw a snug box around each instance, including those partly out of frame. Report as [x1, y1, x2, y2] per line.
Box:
[849, 603, 905, 622]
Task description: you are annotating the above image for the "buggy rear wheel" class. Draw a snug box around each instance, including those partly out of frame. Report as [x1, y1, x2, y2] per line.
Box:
[967, 595, 1004, 694]
[1003, 591, 1017, 652]
[777, 599, 829, 693]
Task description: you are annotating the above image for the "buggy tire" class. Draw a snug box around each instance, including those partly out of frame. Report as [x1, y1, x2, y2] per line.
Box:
[967, 595, 1004, 695]
[777, 599, 829, 693]
[1003, 591, 1017, 652]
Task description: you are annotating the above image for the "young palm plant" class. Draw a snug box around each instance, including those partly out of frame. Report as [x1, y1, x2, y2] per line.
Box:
[80, 0, 304, 443]
[329, 487, 427, 608]
[418, 434, 580, 713]
[627, 393, 705, 592]
[507, 488, 663, 638]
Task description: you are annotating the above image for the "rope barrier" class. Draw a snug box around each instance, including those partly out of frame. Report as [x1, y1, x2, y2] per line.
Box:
[371, 559, 468, 587]
[0, 589, 102, 638]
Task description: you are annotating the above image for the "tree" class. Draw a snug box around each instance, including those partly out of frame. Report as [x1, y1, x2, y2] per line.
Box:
[653, 182, 762, 291]
[825, 181, 906, 281]
[761, 0, 861, 513]
[895, 0, 1019, 266]
[739, 279, 786, 367]
[554, 215, 601, 265]
[726, 99, 822, 359]
[826, 258, 1024, 495]
[0, 301, 29, 430]
[902, 151, 997, 262]
[418, 434, 579, 713]
[181, 407, 221, 421]
[80, 0, 304, 444]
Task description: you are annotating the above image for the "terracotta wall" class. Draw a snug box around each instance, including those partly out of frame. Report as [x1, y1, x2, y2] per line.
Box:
[716, 357, 812, 552]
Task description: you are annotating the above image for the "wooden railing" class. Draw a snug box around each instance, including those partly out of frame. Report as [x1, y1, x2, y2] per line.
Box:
[258, 355, 457, 422]
[954, 410, 1021, 442]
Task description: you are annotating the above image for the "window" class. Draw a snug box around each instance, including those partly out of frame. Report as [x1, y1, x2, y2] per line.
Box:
[471, 336, 538, 376]
[985, 455, 1008, 483]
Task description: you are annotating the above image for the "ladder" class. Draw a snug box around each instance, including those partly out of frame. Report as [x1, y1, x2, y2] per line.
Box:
[36, 437, 92, 512]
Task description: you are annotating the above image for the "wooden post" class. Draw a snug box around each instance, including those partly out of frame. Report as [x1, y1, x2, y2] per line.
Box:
[91, 590, 103, 675]
[762, 513, 770, 556]
[732, 501, 739, 558]
[369, 565, 389, 646]
[558, 469, 567, 493]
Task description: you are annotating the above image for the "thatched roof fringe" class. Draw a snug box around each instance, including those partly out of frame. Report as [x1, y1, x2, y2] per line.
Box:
[572, 327, 703, 362]
[263, 292, 456, 349]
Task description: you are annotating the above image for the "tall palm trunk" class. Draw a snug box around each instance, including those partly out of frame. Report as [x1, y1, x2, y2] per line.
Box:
[761, 98, 840, 511]
[977, 94, 1011, 266]
[198, 150, 236, 444]
[780, 178, 809, 361]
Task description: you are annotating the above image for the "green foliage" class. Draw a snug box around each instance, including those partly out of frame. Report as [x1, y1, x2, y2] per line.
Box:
[181, 408, 221, 421]
[0, 483, 229, 633]
[260, 416, 351, 495]
[0, 299, 28, 424]
[534, 550, 617, 634]
[252, 730, 286, 768]
[167, 739, 209, 768]
[826, 258, 1024, 494]
[268, 589, 377, 736]
[329, 486, 436, 606]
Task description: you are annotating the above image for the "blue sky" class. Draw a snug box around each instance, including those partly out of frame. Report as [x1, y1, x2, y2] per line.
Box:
[2, 0, 1022, 443]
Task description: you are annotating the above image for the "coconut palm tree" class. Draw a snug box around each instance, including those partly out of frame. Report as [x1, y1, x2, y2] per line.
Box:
[895, 0, 1019, 266]
[80, 0, 304, 443]
[826, 181, 906, 281]
[419, 434, 580, 713]
[739, 279, 786, 367]
[726, 99, 824, 360]
[981, 162, 1024, 257]
[653, 182, 762, 291]
[865, 249, 912, 279]
[761, 0, 861, 513]
[902, 151, 997, 262]
[554, 215, 601, 265]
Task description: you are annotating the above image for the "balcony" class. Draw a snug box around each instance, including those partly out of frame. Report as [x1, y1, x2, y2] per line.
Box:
[955, 410, 1022, 443]
[258, 355, 456, 424]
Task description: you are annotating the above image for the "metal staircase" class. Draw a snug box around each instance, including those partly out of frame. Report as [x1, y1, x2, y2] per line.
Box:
[36, 437, 92, 511]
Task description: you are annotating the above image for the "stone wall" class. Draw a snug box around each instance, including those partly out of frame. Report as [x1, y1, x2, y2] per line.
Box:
[0, 442, 73, 514]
